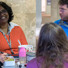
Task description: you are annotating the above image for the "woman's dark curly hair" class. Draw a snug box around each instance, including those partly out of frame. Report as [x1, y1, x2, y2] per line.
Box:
[36, 23, 68, 68]
[59, 0, 68, 7]
[0, 1, 14, 24]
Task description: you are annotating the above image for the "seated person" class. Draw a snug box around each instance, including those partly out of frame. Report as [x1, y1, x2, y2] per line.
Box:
[0, 1, 28, 63]
[27, 23, 68, 68]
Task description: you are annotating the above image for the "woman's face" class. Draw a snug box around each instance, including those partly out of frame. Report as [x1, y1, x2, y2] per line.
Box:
[0, 5, 9, 25]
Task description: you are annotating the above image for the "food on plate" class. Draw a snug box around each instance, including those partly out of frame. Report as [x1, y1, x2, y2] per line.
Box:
[5, 57, 14, 61]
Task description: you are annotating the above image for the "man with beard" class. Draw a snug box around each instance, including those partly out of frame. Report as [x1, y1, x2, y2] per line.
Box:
[54, 0, 68, 37]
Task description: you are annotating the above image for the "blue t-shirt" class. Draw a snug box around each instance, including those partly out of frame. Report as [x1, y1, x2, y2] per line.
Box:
[54, 19, 68, 37]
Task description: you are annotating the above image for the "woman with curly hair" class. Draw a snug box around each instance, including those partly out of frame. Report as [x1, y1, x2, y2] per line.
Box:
[27, 23, 68, 68]
[0, 1, 28, 63]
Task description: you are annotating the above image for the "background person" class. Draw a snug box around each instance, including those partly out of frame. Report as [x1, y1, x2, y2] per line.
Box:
[0, 1, 28, 63]
[54, 0, 68, 37]
[27, 23, 68, 68]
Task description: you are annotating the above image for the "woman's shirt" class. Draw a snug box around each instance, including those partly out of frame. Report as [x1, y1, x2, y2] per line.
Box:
[27, 57, 68, 68]
[0, 22, 28, 54]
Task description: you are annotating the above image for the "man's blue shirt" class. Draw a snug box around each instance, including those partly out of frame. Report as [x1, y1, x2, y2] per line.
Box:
[54, 19, 68, 37]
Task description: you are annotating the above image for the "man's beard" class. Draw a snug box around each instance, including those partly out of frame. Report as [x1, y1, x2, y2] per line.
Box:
[63, 20, 68, 22]
[62, 17, 68, 22]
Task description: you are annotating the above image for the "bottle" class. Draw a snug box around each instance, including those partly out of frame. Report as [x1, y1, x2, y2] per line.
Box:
[19, 47, 26, 64]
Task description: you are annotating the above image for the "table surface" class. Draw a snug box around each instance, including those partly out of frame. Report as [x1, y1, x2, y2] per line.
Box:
[3, 63, 26, 68]
[2, 58, 26, 68]
[3, 65, 26, 68]
[2, 52, 36, 68]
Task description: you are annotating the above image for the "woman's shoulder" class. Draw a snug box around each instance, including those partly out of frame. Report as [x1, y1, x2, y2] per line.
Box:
[27, 58, 37, 65]
[27, 57, 43, 68]
[27, 58, 37, 68]
[64, 61, 68, 68]
[9, 22, 22, 32]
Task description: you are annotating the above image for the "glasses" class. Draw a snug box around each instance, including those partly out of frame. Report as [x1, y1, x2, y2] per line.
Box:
[59, 8, 66, 12]
[0, 9, 7, 14]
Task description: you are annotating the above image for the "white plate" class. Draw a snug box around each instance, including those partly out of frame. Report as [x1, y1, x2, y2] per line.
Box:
[4, 56, 15, 66]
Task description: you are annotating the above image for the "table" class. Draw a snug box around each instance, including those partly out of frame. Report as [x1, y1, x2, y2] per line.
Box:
[2, 58, 26, 68]
[2, 52, 35, 68]
[3, 64, 26, 68]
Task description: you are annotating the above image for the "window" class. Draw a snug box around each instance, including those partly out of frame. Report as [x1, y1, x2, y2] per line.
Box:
[41, 0, 46, 12]
[41, 0, 51, 16]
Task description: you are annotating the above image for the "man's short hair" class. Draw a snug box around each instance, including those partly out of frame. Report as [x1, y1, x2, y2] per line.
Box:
[59, 0, 68, 7]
